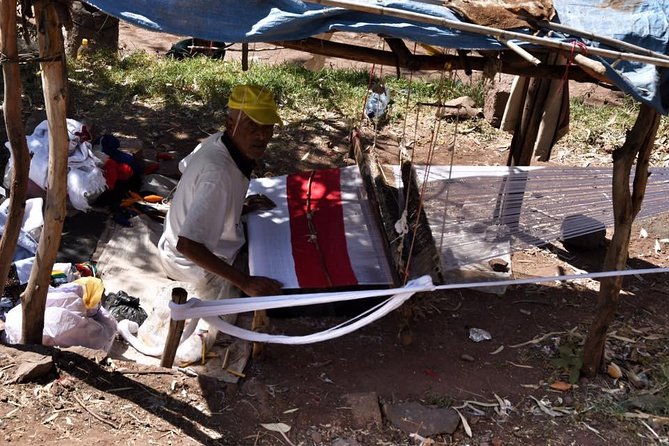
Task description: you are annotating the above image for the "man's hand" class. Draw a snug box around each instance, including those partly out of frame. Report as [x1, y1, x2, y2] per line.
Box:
[241, 275, 283, 297]
[243, 194, 276, 214]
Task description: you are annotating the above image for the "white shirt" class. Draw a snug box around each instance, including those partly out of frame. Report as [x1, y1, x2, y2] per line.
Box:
[158, 132, 249, 283]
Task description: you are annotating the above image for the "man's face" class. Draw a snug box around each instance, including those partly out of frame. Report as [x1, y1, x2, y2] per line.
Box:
[227, 110, 275, 160]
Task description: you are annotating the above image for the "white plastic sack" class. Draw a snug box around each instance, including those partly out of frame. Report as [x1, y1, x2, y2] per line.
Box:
[67, 165, 107, 212]
[3, 119, 107, 211]
[117, 281, 211, 365]
[3, 283, 118, 352]
[0, 197, 42, 257]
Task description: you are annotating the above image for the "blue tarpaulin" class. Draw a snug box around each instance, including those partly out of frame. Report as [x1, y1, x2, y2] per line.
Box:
[84, 0, 669, 114]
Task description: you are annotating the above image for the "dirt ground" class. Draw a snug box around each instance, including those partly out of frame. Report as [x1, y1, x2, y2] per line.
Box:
[1, 24, 669, 446]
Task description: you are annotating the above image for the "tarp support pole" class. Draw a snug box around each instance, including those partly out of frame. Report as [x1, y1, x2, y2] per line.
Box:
[21, 0, 69, 344]
[581, 104, 660, 377]
[242, 42, 249, 71]
[0, 0, 31, 299]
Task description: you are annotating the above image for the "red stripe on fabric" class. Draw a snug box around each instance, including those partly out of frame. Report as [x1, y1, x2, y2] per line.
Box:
[286, 168, 358, 288]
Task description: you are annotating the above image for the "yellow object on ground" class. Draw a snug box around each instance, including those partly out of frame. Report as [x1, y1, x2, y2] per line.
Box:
[74, 277, 105, 309]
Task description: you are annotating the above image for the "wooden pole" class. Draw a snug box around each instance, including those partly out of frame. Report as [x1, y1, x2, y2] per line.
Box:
[275, 37, 599, 83]
[508, 75, 553, 166]
[581, 104, 660, 378]
[160, 287, 188, 368]
[251, 309, 268, 359]
[534, 20, 669, 62]
[21, 0, 69, 345]
[498, 37, 541, 66]
[0, 0, 30, 299]
[242, 42, 249, 71]
[303, 0, 669, 68]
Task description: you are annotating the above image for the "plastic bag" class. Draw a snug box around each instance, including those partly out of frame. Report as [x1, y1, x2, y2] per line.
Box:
[3, 283, 118, 352]
[103, 290, 148, 326]
[116, 281, 213, 365]
[364, 84, 390, 122]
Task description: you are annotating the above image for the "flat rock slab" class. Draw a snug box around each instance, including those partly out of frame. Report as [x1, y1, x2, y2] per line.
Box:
[383, 401, 460, 436]
[343, 392, 382, 428]
[9, 351, 54, 384]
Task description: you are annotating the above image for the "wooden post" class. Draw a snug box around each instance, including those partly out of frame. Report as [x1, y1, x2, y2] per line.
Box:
[241, 42, 249, 71]
[251, 309, 268, 359]
[161, 287, 188, 368]
[507, 75, 552, 166]
[581, 104, 660, 378]
[21, 0, 69, 344]
[0, 0, 31, 299]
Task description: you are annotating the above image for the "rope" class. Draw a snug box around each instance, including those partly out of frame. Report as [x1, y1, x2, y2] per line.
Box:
[0, 52, 62, 64]
[562, 40, 589, 86]
[402, 108, 441, 284]
[437, 112, 459, 255]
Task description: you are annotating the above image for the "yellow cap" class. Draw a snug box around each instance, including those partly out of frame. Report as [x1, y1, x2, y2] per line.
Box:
[82, 38, 89, 46]
[228, 85, 282, 126]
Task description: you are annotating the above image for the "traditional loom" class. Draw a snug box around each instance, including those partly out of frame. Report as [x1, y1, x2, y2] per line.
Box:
[245, 140, 669, 295]
[161, 106, 669, 353]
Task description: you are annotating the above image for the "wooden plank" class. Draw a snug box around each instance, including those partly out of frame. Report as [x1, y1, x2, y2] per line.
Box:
[350, 129, 402, 286]
[21, 0, 69, 345]
[274, 37, 600, 82]
[400, 160, 444, 284]
[160, 287, 188, 368]
[0, 0, 30, 299]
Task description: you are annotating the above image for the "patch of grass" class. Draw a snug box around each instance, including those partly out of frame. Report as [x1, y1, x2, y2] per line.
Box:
[560, 96, 638, 157]
[67, 50, 486, 125]
[550, 342, 583, 384]
[421, 392, 455, 408]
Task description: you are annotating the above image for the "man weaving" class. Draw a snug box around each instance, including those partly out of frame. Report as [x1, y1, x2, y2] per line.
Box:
[158, 84, 283, 315]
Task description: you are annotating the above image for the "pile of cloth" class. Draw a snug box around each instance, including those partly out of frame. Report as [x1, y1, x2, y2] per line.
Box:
[0, 196, 44, 319]
[3, 119, 107, 211]
[2, 119, 146, 212]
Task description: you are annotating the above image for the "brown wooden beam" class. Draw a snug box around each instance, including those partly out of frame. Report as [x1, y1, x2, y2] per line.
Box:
[0, 0, 30, 299]
[21, 0, 69, 345]
[273, 37, 602, 83]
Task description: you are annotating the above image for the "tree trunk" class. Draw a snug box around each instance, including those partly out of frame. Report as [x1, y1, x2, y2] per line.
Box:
[0, 1, 31, 299]
[21, 0, 69, 345]
[581, 104, 660, 377]
[64, 1, 119, 58]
